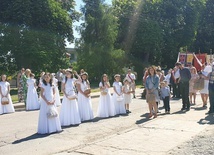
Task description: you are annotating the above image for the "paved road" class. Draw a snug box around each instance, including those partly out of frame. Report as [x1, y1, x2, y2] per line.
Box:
[0, 88, 213, 155]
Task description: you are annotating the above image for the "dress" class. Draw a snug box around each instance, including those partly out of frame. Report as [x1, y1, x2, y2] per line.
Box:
[97, 82, 116, 118]
[77, 81, 94, 121]
[26, 78, 40, 110]
[112, 82, 126, 115]
[53, 78, 61, 106]
[145, 75, 160, 102]
[21, 75, 28, 104]
[60, 78, 81, 126]
[123, 84, 132, 104]
[0, 81, 15, 114]
[37, 83, 62, 134]
[189, 73, 199, 93]
[200, 71, 209, 94]
[17, 73, 24, 102]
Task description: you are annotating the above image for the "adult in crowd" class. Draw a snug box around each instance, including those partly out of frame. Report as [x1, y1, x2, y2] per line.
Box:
[22, 69, 31, 104]
[17, 68, 25, 102]
[204, 63, 214, 114]
[156, 66, 164, 82]
[126, 69, 136, 98]
[145, 66, 160, 118]
[56, 69, 63, 92]
[170, 67, 177, 98]
[200, 64, 210, 107]
[174, 66, 181, 98]
[189, 67, 199, 105]
[164, 69, 172, 92]
[175, 62, 191, 111]
[143, 68, 148, 86]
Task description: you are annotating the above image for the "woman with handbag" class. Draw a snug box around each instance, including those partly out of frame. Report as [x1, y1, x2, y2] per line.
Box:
[76, 72, 94, 121]
[60, 69, 81, 126]
[97, 74, 116, 118]
[145, 66, 160, 118]
[0, 74, 15, 114]
[37, 73, 62, 134]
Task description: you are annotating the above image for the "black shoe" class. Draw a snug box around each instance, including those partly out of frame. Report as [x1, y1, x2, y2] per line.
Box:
[181, 107, 186, 111]
[133, 95, 136, 99]
[186, 108, 190, 111]
[206, 111, 214, 115]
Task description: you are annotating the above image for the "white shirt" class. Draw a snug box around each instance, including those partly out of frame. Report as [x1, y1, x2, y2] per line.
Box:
[164, 74, 171, 85]
[174, 69, 180, 79]
[204, 65, 212, 73]
[126, 73, 136, 82]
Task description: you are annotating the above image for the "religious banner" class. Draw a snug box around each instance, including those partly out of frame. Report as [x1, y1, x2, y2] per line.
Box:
[193, 53, 206, 71]
[186, 54, 193, 63]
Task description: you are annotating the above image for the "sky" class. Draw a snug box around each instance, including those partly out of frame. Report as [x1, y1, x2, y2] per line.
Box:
[66, 0, 112, 48]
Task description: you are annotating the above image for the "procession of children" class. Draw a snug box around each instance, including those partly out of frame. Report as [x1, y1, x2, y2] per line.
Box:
[0, 68, 135, 134]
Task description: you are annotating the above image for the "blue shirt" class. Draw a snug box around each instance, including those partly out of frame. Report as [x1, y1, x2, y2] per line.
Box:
[160, 86, 170, 98]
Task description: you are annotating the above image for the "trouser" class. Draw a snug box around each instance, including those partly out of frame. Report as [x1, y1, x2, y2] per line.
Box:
[58, 81, 62, 92]
[163, 96, 170, 111]
[172, 83, 176, 97]
[180, 81, 190, 108]
[176, 78, 181, 97]
[209, 84, 214, 112]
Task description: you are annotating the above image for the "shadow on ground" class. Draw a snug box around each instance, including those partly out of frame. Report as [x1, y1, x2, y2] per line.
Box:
[12, 133, 51, 144]
[198, 114, 214, 125]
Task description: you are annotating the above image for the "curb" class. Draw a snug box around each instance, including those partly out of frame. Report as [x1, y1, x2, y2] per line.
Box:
[14, 89, 143, 111]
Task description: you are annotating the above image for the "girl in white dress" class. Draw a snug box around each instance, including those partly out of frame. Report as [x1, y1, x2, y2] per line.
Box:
[76, 72, 94, 121]
[52, 75, 61, 107]
[97, 74, 116, 118]
[112, 74, 126, 115]
[123, 79, 133, 113]
[26, 73, 40, 111]
[60, 69, 81, 126]
[0, 74, 15, 114]
[37, 73, 62, 134]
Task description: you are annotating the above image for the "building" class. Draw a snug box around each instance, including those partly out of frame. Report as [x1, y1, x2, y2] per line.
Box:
[65, 48, 77, 63]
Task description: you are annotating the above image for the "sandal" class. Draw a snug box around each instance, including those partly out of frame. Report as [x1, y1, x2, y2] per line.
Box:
[153, 114, 157, 118]
[148, 114, 153, 118]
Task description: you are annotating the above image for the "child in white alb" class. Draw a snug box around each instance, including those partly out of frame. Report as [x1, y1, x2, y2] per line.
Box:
[97, 74, 116, 118]
[60, 69, 81, 126]
[0, 74, 15, 114]
[112, 74, 126, 115]
[123, 79, 133, 113]
[26, 73, 40, 111]
[37, 73, 62, 134]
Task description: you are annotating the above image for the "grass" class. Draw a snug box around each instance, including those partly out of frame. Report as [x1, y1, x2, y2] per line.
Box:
[10, 80, 143, 103]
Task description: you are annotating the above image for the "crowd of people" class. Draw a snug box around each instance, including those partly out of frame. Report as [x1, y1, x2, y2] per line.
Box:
[143, 61, 214, 119]
[0, 68, 136, 134]
[1, 61, 214, 134]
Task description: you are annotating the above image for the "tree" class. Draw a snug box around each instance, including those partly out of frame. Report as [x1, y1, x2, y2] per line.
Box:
[76, 0, 123, 80]
[0, 0, 74, 74]
[113, 0, 205, 69]
[193, 0, 214, 53]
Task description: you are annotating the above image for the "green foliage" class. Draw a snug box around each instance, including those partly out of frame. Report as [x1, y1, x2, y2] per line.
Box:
[193, 0, 214, 53]
[0, 0, 74, 75]
[113, 0, 206, 70]
[77, 0, 125, 81]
